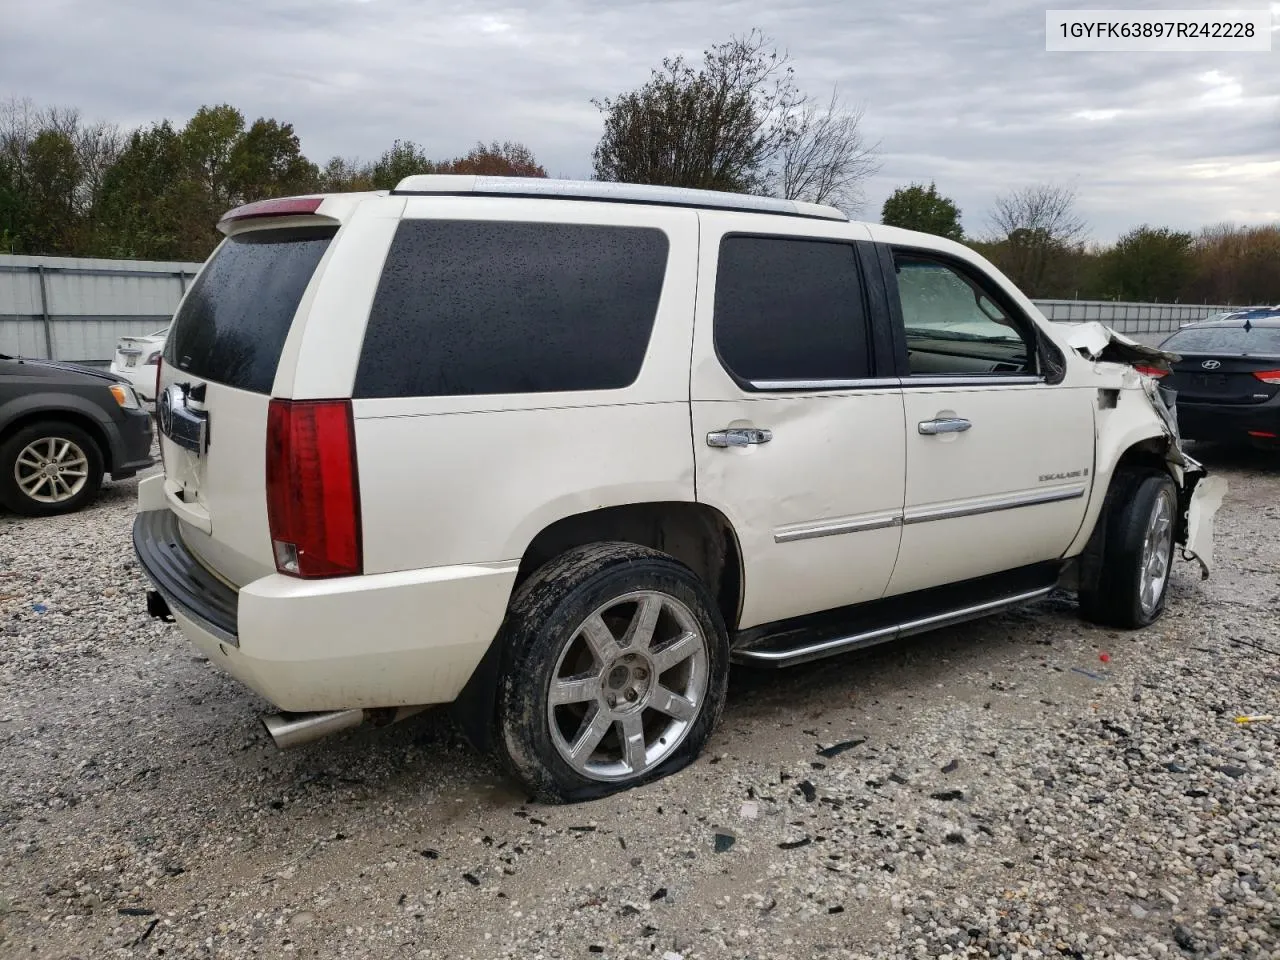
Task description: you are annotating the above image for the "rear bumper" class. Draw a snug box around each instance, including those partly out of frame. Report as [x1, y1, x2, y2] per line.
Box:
[132, 488, 518, 712]
[1176, 397, 1280, 443]
[133, 508, 239, 644]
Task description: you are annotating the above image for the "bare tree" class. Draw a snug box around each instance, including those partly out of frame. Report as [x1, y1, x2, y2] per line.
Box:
[74, 120, 124, 210]
[987, 183, 1086, 245]
[772, 87, 880, 213]
[0, 97, 40, 165]
[592, 30, 802, 192]
[983, 183, 1088, 295]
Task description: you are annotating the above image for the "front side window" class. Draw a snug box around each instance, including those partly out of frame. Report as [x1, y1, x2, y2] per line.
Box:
[713, 235, 871, 385]
[893, 255, 1034, 376]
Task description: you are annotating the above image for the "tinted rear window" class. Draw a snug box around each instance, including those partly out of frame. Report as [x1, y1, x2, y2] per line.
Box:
[1163, 325, 1280, 356]
[354, 220, 668, 398]
[713, 235, 870, 383]
[165, 226, 336, 393]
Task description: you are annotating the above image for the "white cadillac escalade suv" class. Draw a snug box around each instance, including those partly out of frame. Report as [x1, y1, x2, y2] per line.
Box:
[134, 176, 1226, 802]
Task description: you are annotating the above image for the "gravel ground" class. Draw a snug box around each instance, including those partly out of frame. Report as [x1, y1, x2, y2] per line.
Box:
[1, 446, 1278, 960]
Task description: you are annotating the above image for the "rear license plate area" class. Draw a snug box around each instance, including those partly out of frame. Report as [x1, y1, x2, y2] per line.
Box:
[1191, 374, 1228, 391]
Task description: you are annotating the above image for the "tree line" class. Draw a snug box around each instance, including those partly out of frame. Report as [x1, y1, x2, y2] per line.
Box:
[0, 98, 547, 262]
[3, 27, 1277, 305]
[879, 181, 1279, 305]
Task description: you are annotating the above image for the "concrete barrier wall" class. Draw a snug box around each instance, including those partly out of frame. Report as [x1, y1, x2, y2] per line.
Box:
[1032, 299, 1247, 335]
[0, 253, 1261, 365]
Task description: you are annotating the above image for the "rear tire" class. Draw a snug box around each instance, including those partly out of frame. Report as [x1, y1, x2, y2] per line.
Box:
[0, 421, 104, 517]
[495, 542, 730, 803]
[1078, 470, 1178, 629]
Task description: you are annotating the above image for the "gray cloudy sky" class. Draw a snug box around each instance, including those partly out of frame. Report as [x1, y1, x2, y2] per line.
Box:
[4, 0, 1278, 240]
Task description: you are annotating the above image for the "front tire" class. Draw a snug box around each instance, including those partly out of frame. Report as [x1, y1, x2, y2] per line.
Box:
[495, 543, 730, 803]
[0, 421, 104, 517]
[1079, 470, 1178, 629]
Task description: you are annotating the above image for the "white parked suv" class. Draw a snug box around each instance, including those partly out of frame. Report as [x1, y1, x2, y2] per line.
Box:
[134, 176, 1226, 802]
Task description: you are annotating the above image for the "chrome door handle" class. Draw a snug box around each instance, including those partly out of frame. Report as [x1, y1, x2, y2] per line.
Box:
[707, 427, 773, 448]
[918, 418, 971, 436]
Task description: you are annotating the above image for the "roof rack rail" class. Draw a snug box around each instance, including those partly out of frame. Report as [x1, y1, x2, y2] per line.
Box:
[391, 175, 848, 222]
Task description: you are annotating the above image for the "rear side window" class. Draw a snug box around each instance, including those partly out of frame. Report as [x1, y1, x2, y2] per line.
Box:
[165, 226, 336, 394]
[1163, 325, 1280, 355]
[354, 220, 669, 398]
[713, 236, 870, 384]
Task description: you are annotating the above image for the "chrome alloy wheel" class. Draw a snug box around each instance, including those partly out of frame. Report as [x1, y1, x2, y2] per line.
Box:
[546, 590, 710, 782]
[14, 437, 90, 504]
[1139, 485, 1175, 617]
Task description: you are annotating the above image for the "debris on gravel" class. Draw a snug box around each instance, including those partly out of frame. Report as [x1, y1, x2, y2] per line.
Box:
[2, 449, 1278, 959]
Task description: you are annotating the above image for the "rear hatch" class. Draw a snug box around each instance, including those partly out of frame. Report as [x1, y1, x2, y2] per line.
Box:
[158, 203, 340, 587]
[1159, 323, 1280, 405]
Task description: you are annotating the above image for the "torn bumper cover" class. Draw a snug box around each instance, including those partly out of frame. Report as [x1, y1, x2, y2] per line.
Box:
[1065, 321, 1227, 579]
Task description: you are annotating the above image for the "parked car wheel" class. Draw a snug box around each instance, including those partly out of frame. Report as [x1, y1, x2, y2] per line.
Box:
[495, 543, 730, 803]
[0, 421, 104, 517]
[1079, 470, 1178, 629]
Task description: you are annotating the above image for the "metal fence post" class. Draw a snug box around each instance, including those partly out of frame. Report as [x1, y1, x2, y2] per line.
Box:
[36, 264, 54, 360]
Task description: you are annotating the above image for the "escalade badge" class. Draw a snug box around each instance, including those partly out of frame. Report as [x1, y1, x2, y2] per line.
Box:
[1039, 468, 1090, 482]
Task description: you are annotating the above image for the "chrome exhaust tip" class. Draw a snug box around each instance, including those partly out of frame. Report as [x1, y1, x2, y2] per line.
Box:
[261, 705, 429, 750]
[261, 709, 365, 749]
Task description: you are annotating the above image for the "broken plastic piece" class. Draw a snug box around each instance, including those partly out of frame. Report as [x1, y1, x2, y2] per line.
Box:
[1064, 321, 1180, 369]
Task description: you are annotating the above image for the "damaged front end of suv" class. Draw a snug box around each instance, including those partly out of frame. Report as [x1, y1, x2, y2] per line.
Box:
[1066, 322, 1228, 580]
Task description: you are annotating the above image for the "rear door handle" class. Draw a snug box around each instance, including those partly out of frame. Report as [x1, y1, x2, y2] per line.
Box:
[707, 427, 773, 448]
[918, 418, 971, 436]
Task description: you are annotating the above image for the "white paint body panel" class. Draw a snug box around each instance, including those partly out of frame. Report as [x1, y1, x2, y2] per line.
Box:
[688, 213, 904, 628]
[889, 384, 1095, 595]
[355, 402, 696, 573]
[170, 561, 519, 710]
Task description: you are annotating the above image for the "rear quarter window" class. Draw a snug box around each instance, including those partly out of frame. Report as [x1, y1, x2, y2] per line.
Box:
[353, 220, 669, 398]
[165, 226, 337, 394]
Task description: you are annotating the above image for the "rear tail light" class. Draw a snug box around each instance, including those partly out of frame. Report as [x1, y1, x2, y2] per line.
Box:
[265, 399, 362, 578]
[155, 356, 163, 403]
[1133, 364, 1167, 378]
[1248, 430, 1277, 439]
[144, 350, 162, 365]
[1252, 369, 1280, 384]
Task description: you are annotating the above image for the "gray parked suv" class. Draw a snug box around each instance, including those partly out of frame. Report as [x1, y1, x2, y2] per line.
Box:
[0, 354, 154, 516]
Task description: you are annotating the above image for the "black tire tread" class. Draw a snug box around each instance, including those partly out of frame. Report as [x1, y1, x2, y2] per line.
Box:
[1079, 468, 1176, 629]
[494, 541, 729, 804]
